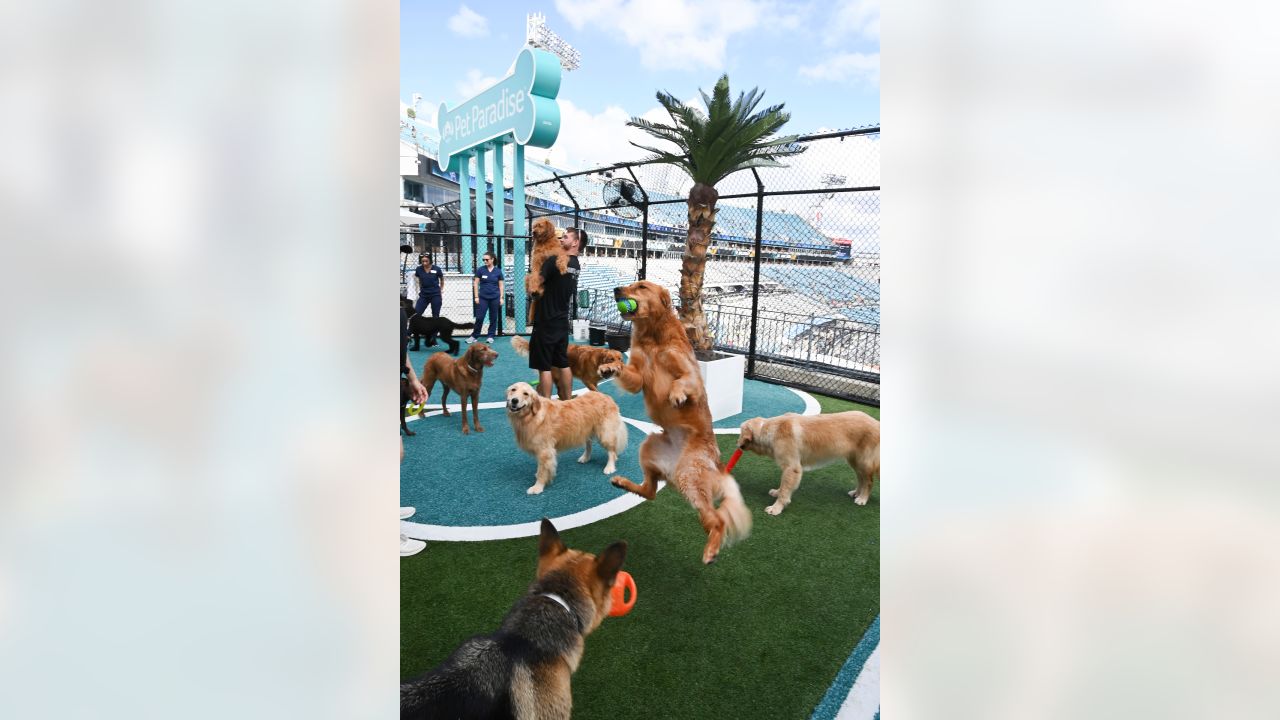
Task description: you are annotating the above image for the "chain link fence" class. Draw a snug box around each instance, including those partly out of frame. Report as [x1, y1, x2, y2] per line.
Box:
[520, 127, 880, 405]
[401, 127, 879, 404]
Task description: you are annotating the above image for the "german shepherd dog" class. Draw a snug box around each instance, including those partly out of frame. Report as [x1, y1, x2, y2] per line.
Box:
[401, 297, 474, 354]
[401, 519, 628, 720]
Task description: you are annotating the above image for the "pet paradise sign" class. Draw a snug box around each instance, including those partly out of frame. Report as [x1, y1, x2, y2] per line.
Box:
[436, 47, 562, 168]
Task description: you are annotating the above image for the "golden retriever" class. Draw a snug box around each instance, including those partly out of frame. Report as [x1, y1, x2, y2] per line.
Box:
[608, 280, 751, 564]
[505, 382, 628, 495]
[418, 342, 499, 434]
[738, 411, 880, 514]
[509, 336, 625, 391]
[526, 217, 569, 299]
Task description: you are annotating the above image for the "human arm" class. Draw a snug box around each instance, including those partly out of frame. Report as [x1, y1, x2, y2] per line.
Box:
[473, 276, 480, 304]
[404, 361, 427, 404]
[436, 267, 444, 293]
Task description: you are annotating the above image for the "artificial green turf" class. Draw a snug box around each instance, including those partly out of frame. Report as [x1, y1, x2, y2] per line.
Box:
[401, 394, 879, 719]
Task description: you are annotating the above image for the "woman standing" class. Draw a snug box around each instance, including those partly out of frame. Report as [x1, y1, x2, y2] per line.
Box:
[468, 251, 504, 344]
[412, 254, 444, 317]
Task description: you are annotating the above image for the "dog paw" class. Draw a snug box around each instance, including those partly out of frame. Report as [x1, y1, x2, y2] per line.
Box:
[854, 495, 868, 506]
[475, 425, 484, 433]
[702, 549, 719, 565]
[602, 464, 616, 474]
[768, 488, 780, 498]
[577, 455, 589, 464]
[609, 475, 628, 489]
[669, 390, 687, 407]
[765, 503, 784, 516]
[526, 484, 544, 495]
[461, 427, 469, 435]
[442, 409, 451, 416]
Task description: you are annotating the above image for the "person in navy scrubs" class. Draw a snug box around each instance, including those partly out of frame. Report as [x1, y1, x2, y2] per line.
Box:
[468, 251, 504, 344]
[413, 254, 444, 317]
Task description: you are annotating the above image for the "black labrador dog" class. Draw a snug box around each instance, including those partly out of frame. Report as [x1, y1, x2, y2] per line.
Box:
[400, 298, 474, 354]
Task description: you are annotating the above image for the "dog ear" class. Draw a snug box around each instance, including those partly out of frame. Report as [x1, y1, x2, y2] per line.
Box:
[539, 518, 566, 559]
[658, 286, 671, 309]
[595, 541, 627, 584]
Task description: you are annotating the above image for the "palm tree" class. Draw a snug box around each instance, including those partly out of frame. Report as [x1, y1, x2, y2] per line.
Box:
[627, 74, 803, 357]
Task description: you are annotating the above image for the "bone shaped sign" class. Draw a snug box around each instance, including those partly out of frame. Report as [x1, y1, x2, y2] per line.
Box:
[436, 47, 562, 169]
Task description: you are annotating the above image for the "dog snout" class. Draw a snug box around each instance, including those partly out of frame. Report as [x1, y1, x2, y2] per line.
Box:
[612, 287, 625, 301]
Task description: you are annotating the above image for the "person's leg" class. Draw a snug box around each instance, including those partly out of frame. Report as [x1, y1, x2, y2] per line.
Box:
[538, 370, 554, 397]
[413, 294, 428, 316]
[554, 366, 573, 401]
[429, 294, 442, 317]
[486, 298, 500, 339]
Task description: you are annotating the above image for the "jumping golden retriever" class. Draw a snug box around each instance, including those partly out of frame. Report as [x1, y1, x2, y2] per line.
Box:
[737, 411, 880, 514]
[505, 382, 628, 496]
[418, 342, 499, 434]
[608, 280, 751, 564]
[509, 336, 625, 391]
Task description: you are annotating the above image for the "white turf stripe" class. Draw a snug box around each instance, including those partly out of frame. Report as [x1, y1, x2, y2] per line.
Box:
[833, 645, 880, 720]
[401, 385, 819, 540]
[401, 481, 668, 541]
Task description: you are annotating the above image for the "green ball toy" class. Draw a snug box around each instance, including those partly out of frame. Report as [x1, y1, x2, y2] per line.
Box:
[617, 298, 638, 314]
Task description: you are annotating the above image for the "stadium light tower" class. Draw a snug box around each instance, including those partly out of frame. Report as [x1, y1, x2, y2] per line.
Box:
[526, 12, 581, 71]
[809, 173, 848, 231]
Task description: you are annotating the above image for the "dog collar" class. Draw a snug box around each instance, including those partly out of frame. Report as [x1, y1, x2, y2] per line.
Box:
[538, 593, 582, 632]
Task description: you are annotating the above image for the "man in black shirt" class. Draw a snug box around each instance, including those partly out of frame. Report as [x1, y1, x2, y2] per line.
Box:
[528, 227, 583, 399]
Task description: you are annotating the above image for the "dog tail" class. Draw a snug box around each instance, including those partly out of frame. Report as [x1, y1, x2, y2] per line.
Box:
[453, 322, 475, 329]
[609, 414, 628, 456]
[509, 335, 531, 357]
[717, 475, 752, 547]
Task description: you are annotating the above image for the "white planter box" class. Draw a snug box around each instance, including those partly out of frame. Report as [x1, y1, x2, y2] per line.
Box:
[697, 352, 745, 421]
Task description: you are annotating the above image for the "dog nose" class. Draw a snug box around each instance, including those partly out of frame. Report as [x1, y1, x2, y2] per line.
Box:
[612, 287, 625, 300]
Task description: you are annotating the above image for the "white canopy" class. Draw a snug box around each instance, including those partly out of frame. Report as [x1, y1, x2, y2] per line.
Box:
[400, 208, 433, 225]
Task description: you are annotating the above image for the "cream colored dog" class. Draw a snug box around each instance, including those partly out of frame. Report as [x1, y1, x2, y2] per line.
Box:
[505, 382, 628, 496]
[737, 411, 880, 515]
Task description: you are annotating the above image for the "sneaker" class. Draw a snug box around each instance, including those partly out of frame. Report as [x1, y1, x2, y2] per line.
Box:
[485, 337, 495, 344]
[466, 337, 477, 344]
[401, 533, 426, 557]
[400, 507, 415, 520]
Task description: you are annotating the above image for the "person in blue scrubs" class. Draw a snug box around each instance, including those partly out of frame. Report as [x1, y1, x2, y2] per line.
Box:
[413, 254, 444, 317]
[468, 251, 504, 344]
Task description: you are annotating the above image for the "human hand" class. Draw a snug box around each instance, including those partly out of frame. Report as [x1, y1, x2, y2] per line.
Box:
[410, 379, 427, 404]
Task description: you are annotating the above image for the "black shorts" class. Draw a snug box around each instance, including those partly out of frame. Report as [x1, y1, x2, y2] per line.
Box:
[528, 326, 569, 371]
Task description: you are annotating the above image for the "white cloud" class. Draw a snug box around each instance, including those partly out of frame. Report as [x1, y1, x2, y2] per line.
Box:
[447, 5, 489, 38]
[527, 97, 700, 175]
[555, 0, 765, 71]
[799, 52, 879, 86]
[829, 0, 879, 43]
[455, 69, 498, 99]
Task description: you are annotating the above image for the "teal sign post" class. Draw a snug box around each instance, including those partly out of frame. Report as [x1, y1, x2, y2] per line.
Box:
[438, 47, 562, 332]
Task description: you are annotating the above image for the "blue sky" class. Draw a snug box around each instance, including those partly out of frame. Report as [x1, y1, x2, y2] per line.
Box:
[401, 0, 879, 172]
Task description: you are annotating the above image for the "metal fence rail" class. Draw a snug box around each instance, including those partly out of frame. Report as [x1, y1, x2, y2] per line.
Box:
[402, 126, 880, 405]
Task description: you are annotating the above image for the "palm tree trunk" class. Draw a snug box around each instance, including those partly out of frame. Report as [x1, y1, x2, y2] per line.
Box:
[680, 183, 719, 357]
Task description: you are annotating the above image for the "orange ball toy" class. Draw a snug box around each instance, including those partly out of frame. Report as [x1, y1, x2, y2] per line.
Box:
[609, 570, 637, 617]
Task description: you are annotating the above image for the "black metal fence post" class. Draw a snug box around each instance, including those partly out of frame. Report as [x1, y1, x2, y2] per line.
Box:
[627, 166, 649, 281]
[747, 167, 765, 378]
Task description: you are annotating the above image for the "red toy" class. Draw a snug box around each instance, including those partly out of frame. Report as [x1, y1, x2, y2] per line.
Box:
[609, 570, 637, 617]
[725, 448, 743, 473]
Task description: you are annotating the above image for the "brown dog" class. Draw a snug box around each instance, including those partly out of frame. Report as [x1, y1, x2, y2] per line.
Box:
[509, 336, 625, 391]
[738, 411, 880, 515]
[418, 342, 499, 434]
[505, 382, 628, 495]
[526, 217, 569, 300]
[608, 280, 751, 564]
